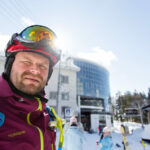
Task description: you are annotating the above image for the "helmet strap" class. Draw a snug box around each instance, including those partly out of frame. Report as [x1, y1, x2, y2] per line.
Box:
[4, 53, 16, 79]
[46, 68, 53, 85]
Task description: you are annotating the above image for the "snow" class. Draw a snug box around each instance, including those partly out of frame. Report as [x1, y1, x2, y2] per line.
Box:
[57, 121, 150, 150]
[82, 121, 150, 150]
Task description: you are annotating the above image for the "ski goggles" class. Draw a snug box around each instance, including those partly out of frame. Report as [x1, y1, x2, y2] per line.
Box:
[20, 25, 56, 42]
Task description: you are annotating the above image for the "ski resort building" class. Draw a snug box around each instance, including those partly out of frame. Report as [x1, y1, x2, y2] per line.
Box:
[73, 58, 112, 132]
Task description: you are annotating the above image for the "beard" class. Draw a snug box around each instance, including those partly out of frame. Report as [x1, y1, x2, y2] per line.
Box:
[13, 71, 46, 95]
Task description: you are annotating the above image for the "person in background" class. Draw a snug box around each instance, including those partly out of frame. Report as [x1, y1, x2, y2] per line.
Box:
[63, 114, 85, 150]
[97, 122, 103, 136]
[96, 126, 113, 150]
[63, 111, 84, 133]
[0, 25, 60, 150]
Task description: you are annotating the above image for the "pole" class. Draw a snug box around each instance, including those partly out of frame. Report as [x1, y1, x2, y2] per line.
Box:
[138, 103, 144, 128]
[56, 50, 61, 115]
[78, 95, 81, 122]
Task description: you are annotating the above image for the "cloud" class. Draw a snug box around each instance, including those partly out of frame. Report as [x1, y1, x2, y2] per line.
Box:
[0, 34, 10, 56]
[77, 47, 118, 69]
[21, 17, 35, 26]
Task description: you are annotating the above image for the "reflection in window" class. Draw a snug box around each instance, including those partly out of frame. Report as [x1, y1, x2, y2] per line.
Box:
[74, 58, 110, 99]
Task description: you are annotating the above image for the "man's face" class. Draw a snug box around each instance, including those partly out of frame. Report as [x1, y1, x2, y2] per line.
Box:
[10, 52, 50, 95]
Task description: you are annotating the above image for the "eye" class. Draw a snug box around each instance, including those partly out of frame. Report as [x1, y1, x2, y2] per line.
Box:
[23, 61, 32, 66]
[39, 64, 49, 70]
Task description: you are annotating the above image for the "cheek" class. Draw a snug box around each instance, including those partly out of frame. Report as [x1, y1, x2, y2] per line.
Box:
[11, 64, 25, 80]
[41, 70, 49, 81]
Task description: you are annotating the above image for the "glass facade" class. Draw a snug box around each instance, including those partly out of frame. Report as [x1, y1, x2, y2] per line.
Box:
[73, 58, 110, 107]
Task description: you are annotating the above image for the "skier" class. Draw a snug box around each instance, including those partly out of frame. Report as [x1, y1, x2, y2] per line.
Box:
[63, 114, 85, 150]
[96, 126, 113, 150]
[0, 25, 62, 150]
[97, 122, 103, 136]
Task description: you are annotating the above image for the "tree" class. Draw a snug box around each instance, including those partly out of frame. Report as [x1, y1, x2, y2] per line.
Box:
[114, 91, 147, 123]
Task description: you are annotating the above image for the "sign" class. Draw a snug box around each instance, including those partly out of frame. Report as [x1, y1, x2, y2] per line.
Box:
[65, 108, 71, 117]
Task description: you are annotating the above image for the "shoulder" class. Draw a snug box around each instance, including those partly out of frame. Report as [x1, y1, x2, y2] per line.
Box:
[0, 75, 14, 98]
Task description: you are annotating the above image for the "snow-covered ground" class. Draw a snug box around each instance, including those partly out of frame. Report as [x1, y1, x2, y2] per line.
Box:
[83, 121, 150, 150]
[56, 121, 150, 150]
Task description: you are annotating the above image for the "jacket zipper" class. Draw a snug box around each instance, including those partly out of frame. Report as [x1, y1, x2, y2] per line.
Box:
[26, 97, 44, 150]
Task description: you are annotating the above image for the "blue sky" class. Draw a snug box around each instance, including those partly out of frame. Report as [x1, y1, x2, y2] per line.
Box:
[0, 0, 150, 96]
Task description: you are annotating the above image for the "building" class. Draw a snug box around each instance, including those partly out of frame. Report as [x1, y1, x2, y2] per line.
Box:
[142, 105, 150, 123]
[0, 56, 5, 74]
[45, 57, 80, 119]
[73, 57, 112, 132]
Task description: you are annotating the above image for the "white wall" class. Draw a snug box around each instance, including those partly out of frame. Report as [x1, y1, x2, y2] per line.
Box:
[106, 115, 112, 127]
[45, 58, 80, 118]
[90, 114, 99, 132]
[0, 56, 5, 74]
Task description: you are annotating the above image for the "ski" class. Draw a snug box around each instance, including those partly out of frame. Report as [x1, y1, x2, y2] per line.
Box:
[120, 125, 129, 150]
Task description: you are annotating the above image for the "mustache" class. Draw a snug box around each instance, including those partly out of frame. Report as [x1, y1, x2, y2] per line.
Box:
[21, 71, 43, 82]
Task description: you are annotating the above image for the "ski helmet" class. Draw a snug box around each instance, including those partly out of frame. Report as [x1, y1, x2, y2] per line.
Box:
[103, 126, 111, 133]
[4, 25, 60, 82]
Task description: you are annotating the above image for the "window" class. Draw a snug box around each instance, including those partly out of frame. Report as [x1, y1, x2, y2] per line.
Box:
[61, 92, 69, 100]
[81, 99, 104, 107]
[49, 91, 57, 100]
[60, 75, 69, 84]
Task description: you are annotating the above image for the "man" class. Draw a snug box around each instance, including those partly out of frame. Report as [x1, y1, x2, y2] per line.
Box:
[0, 25, 60, 150]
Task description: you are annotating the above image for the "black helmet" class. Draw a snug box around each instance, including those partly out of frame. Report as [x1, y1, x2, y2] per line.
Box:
[5, 25, 60, 81]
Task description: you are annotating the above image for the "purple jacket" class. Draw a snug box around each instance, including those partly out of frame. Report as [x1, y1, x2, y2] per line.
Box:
[0, 75, 56, 150]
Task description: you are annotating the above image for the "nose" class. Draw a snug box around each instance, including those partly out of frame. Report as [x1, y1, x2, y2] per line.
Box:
[29, 64, 40, 75]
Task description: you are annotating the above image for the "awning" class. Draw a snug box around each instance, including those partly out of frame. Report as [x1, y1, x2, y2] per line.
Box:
[142, 104, 150, 110]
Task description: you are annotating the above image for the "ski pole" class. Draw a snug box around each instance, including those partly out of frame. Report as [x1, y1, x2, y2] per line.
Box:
[141, 139, 146, 150]
[96, 140, 98, 150]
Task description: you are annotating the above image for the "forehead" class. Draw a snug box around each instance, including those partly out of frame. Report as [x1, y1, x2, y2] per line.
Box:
[15, 52, 50, 63]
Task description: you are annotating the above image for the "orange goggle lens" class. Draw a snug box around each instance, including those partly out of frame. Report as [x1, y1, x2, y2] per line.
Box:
[20, 25, 56, 42]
